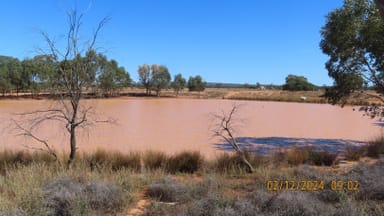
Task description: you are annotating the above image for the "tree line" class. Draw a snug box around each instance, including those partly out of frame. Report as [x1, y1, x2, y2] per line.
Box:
[137, 64, 206, 97]
[0, 55, 206, 97]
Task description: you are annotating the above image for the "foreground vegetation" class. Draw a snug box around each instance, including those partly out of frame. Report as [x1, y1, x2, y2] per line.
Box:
[0, 138, 383, 216]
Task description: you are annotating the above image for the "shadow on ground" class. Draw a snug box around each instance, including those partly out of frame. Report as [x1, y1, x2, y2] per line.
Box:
[214, 137, 366, 154]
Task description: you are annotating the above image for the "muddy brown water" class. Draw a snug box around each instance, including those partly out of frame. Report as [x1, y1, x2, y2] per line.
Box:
[0, 98, 382, 158]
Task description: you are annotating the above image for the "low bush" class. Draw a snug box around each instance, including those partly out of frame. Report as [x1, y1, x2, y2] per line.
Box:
[308, 150, 338, 166]
[143, 151, 168, 170]
[145, 177, 189, 202]
[178, 194, 225, 216]
[41, 176, 125, 215]
[266, 191, 336, 216]
[350, 159, 384, 201]
[284, 148, 309, 165]
[366, 136, 384, 158]
[166, 151, 203, 174]
[41, 176, 84, 216]
[83, 181, 124, 212]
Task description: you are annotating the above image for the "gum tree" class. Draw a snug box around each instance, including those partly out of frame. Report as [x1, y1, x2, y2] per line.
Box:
[171, 73, 186, 97]
[320, 0, 384, 117]
[151, 64, 171, 97]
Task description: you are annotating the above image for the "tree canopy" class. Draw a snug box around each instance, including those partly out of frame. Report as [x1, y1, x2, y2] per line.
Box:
[187, 75, 206, 92]
[171, 73, 186, 96]
[282, 74, 316, 91]
[151, 64, 171, 97]
[97, 56, 131, 96]
[320, 0, 384, 109]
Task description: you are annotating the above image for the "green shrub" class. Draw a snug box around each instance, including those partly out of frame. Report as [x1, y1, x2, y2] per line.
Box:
[143, 151, 168, 170]
[166, 151, 203, 174]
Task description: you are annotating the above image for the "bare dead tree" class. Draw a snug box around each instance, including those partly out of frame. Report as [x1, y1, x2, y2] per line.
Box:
[12, 9, 113, 168]
[211, 104, 254, 173]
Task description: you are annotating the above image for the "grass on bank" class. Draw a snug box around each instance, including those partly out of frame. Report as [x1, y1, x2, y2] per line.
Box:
[0, 142, 383, 215]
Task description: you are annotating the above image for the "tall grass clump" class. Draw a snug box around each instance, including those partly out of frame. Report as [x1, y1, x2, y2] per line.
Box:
[82, 149, 141, 171]
[143, 151, 168, 171]
[0, 150, 57, 169]
[366, 136, 384, 158]
[166, 151, 204, 174]
[110, 151, 141, 171]
[83, 149, 110, 170]
[213, 151, 265, 174]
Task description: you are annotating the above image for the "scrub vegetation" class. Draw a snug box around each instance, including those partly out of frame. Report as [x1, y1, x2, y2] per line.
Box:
[0, 145, 382, 215]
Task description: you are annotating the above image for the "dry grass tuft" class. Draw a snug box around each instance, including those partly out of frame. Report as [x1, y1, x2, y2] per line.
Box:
[212, 151, 265, 174]
[284, 148, 310, 165]
[166, 151, 204, 174]
[345, 147, 365, 161]
[143, 151, 168, 171]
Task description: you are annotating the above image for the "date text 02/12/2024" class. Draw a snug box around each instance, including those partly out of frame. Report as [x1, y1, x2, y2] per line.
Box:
[266, 180, 360, 191]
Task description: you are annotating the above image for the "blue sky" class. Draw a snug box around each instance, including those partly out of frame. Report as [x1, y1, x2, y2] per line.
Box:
[1, 0, 343, 85]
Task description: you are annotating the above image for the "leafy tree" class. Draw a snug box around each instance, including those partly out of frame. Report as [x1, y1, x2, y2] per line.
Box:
[171, 73, 186, 96]
[138, 64, 152, 95]
[0, 65, 11, 96]
[0, 56, 36, 95]
[282, 74, 316, 91]
[187, 75, 206, 93]
[151, 64, 171, 97]
[320, 0, 384, 115]
[21, 55, 56, 96]
[13, 59, 31, 95]
[98, 57, 131, 96]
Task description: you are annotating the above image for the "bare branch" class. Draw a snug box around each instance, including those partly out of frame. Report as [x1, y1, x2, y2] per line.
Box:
[210, 103, 254, 173]
[12, 119, 60, 164]
[89, 16, 110, 49]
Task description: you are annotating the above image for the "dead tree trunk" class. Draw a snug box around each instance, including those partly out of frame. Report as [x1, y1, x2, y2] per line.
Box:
[68, 124, 77, 167]
[212, 104, 254, 173]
